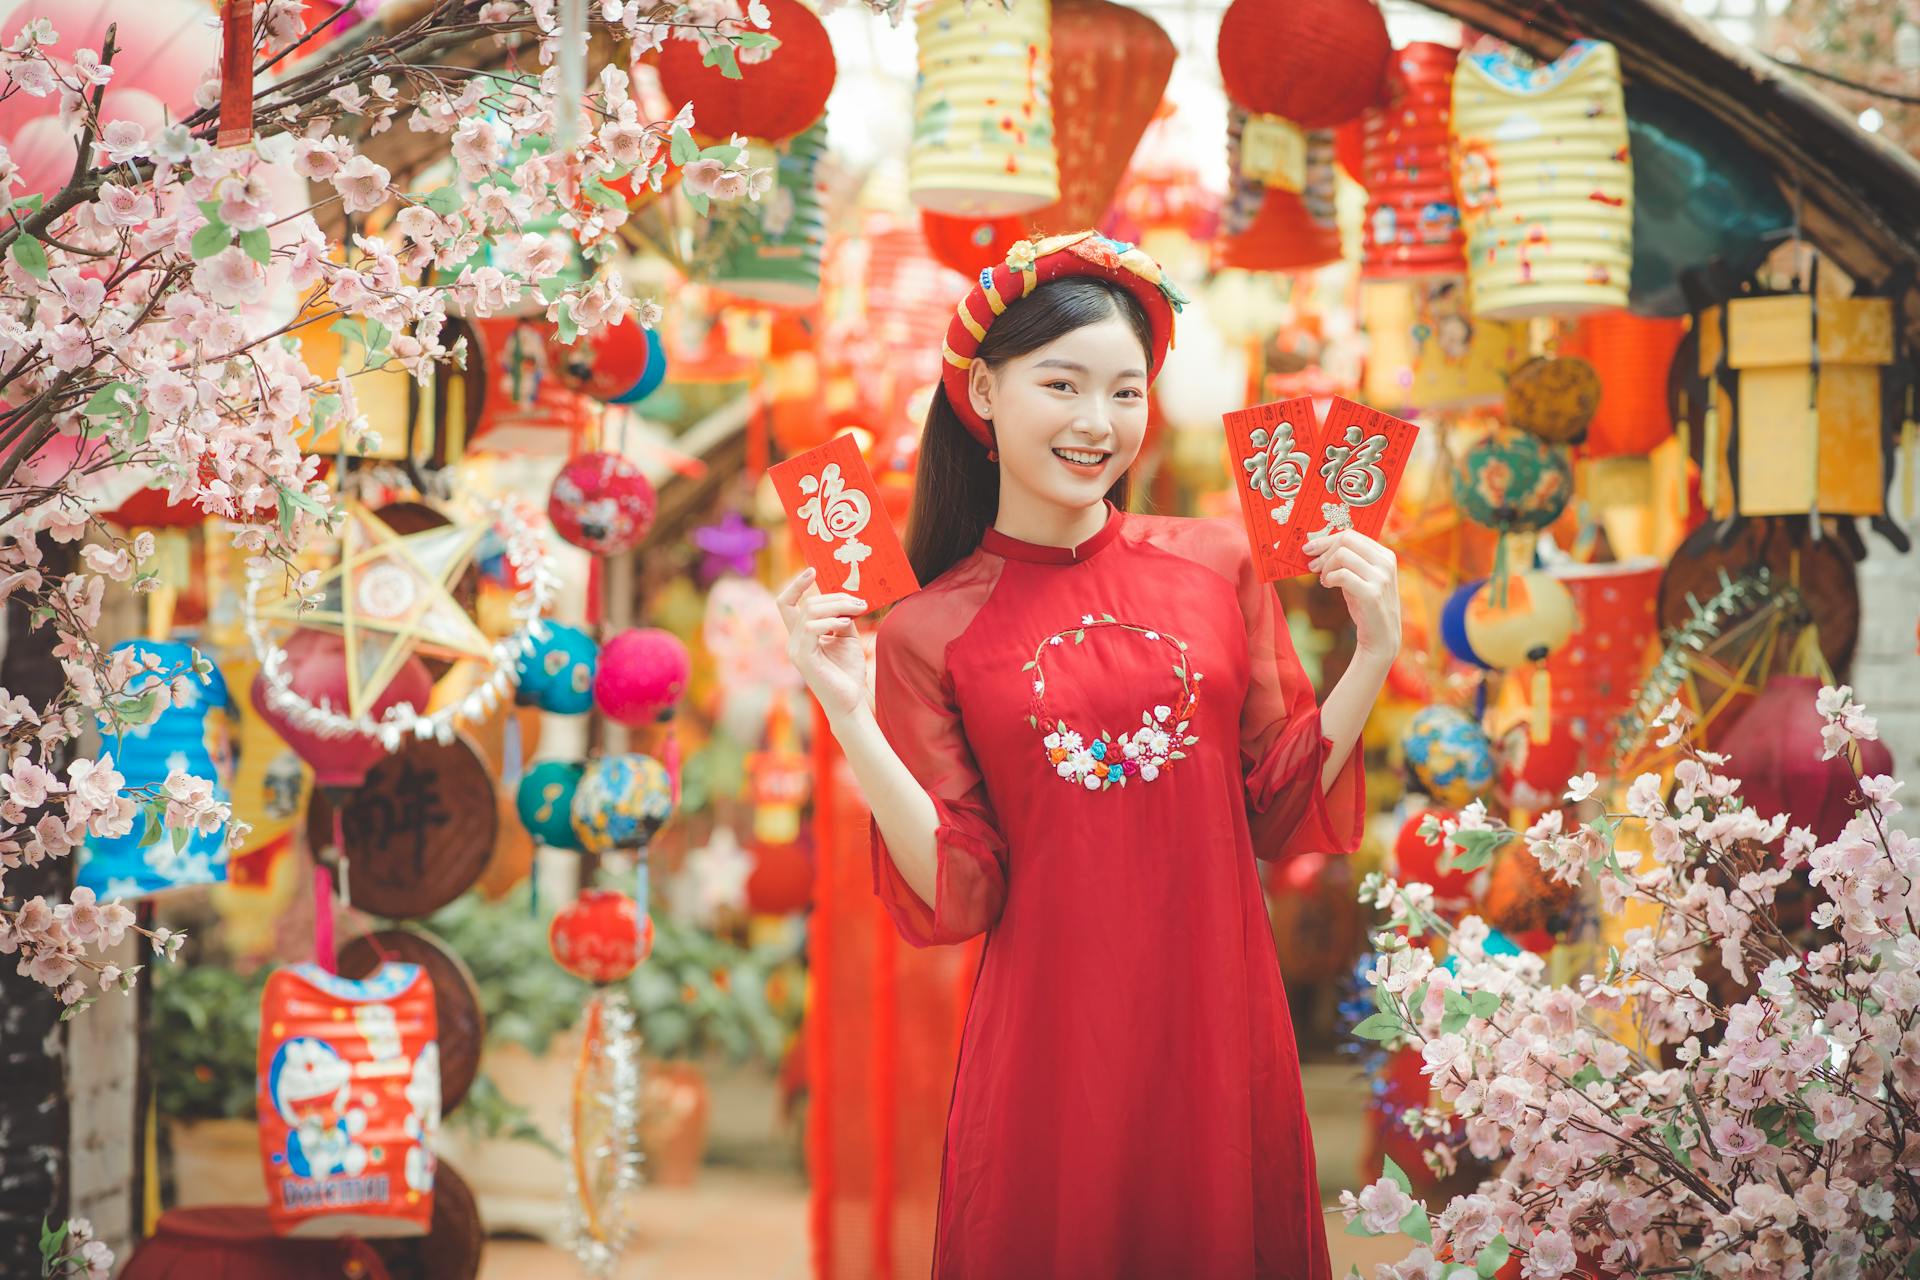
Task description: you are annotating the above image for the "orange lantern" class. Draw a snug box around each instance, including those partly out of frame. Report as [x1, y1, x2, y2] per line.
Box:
[1563, 312, 1685, 457]
[1360, 43, 1465, 280]
[258, 963, 439, 1237]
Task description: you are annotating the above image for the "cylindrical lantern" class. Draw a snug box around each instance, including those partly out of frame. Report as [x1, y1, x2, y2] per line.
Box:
[1547, 559, 1662, 737]
[1723, 675, 1896, 844]
[571, 754, 677, 854]
[910, 0, 1060, 217]
[549, 888, 653, 984]
[258, 962, 439, 1237]
[81, 641, 235, 901]
[656, 0, 835, 143]
[1401, 705, 1495, 808]
[1451, 39, 1633, 319]
[1217, 0, 1390, 128]
[515, 760, 586, 851]
[1360, 43, 1466, 280]
[514, 622, 599, 716]
[547, 451, 658, 556]
[1561, 313, 1684, 456]
[249, 630, 434, 791]
[593, 628, 691, 726]
[713, 119, 831, 306]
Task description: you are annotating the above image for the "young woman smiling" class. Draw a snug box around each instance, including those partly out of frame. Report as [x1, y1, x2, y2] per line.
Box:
[778, 233, 1400, 1279]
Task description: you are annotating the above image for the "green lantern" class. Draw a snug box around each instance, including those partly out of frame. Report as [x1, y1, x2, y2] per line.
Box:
[712, 120, 830, 307]
[1453, 429, 1573, 533]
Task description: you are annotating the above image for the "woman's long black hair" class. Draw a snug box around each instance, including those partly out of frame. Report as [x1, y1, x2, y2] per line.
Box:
[903, 276, 1154, 585]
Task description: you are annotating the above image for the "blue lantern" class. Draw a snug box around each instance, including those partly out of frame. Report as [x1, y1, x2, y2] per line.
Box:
[515, 760, 585, 850]
[515, 622, 598, 715]
[611, 328, 667, 404]
[571, 754, 675, 854]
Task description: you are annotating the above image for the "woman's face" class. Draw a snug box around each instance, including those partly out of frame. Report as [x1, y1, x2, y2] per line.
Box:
[967, 312, 1150, 514]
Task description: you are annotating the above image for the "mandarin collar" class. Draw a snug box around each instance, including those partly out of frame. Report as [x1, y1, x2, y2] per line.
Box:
[980, 503, 1124, 565]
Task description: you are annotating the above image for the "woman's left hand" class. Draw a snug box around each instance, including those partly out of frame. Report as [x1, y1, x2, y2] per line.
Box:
[1303, 530, 1401, 666]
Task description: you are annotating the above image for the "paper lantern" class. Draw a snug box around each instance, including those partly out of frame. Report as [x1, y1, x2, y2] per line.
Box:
[550, 314, 651, 403]
[1454, 430, 1573, 533]
[746, 838, 814, 915]
[1561, 313, 1685, 456]
[549, 889, 653, 984]
[81, 641, 234, 901]
[1463, 572, 1576, 668]
[1361, 276, 1523, 414]
[467, 316, 595, 451]
[1451, 40, 1633, 319]
[612, 327, 669, 404]
[571, 754, 676, 854]
[910, 0, 1060, 217]
[1547, 559, 1662, 733]
[1214, 187, 1340, 274]
[249, 631, 434, 790]
[1723, 675, 1896, 844]
[1028, 0, 1176, 233]
[514, 622, 598, 716]
[1507, 355, 1601, 445]
[1402, 705, 1494, 808]
[1482, 839, 1577, 937]
[1494, 719, 1584, 812]
[258, 963, 439, 1237]
[1216, 0, 1390, 128]
[547, 452, 658, 556]
[515, 760, 586, 851]
[593, 628, 691, 726]
[1360, 42, 1466, 280]
[1393, 807, 1476, 907]
[920, 211, 1026, 277]
[656, 0, 835, 143]
[712, 120, 830, 306]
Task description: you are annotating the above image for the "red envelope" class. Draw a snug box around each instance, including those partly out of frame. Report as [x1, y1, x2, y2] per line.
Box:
[1222, 397, 1322, 581]
[769, 434, 919, 613]
[1275, 397, 1420, 567]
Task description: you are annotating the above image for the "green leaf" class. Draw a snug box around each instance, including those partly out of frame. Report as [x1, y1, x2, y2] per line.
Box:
[9, 234, 49, 280]
[309, 393, 342, 435]
[1351, 1011, 1403, 1042]
[1380, 1155, 1413, 1196]
[555, 309, 579, 347]
[1568, 1063, 1604, 1089]
[1469, 990, 1502, 1019]
[239, 227, 272, 266]
[13, 192, 44, 214]
[735, 31, 781, 50]
[330, 316, 365, 360]
[1441, 989, 1471, 1036]
[1476, 1235, 1512, 1278]
[1661, 1120, 1695, 1170]
[670, 124, 699, 166]
[1400, 1202, 1432, 1244]
[420, 186, 462, 216]
[190, 218, 231, 260]
[1344, 1215, 1376, 1238]
[585, 179, 627, 210]
[536, 276, 568, 304]
[1442, 827, 1506, 873]
[687, 190, 710, 216]
[1794, 1109, 1819, 1146]
[700, 143, 744, 167]
[84, 380, 136, 420]
[702, 42, 743, 79]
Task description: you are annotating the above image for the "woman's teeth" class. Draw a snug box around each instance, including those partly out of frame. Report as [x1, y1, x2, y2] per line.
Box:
[1053, 448, 1108, 467]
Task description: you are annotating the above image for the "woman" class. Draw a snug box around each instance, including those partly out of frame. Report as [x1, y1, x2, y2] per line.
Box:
[777, 232, 1400, 1278]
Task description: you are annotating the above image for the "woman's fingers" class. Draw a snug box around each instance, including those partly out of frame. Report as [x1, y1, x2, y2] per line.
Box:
[1320, 566, 1371, 596]
[775, 568, 817, 624]
[802, 591, 868, 619]
[802, 616, 855, 638]
[1309, 546, 1386, 583]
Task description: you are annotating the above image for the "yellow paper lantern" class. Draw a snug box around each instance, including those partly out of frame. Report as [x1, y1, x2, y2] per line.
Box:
[910, 0, 1060, 217]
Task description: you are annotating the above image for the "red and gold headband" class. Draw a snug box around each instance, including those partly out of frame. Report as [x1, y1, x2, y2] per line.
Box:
[939, 231, 1187, 449]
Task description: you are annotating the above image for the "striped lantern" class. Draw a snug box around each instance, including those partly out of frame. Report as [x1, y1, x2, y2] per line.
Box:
[910, 0, 1060, 217]
[1360, 43, 1466, 280]
[1561, 311, 1685, 457]
[712, 119, 830, 306]
[1451, 40, 1634, 319]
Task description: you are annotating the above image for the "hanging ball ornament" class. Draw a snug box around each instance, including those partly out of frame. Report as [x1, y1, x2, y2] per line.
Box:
[515, 622, 599, 716]
[593, 628, 692, 727]
[571, 753, 677, 855]
[516, 760, 587, 851]
[1453, 429, 1574, 533]
[550, 313, 652, 404]
[1506, 355, 1602, 444]
[548, 452, 658, 556]
[249, 629, 435, 790]
[1216, 0, 1391, 128]
[1443, 574, 1577, 669]
[1401, 705, 1496, 808]
[549, 888, 654, 984]
[1392, 807, 1477, 907]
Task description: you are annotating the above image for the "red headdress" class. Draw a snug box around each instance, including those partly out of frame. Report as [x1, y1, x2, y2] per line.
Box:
[940, 230, 1187, 448]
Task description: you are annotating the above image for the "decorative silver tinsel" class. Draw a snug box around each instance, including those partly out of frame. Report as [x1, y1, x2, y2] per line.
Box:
[561, 990, 647, 1277]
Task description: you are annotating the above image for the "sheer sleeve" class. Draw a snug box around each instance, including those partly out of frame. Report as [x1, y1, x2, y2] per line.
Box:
[1236, 547, 1366, 863]
[868, 605, 1009, 947]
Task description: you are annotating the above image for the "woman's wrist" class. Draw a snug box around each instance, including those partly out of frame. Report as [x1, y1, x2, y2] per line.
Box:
[1348, 640, 1399, 682]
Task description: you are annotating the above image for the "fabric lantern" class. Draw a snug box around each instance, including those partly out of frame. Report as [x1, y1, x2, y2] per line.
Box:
[920, 211, 1027, 277]
[1216, 0, 1390, 128]
[515, 760, 586, 851]
[656, 0, 834, 143]
[712, 120, 831, 306]
[1027, 0, 1176, 234]
[547, 452, 658, 556]
[1562, 314, 1685, 456]
[1454, 430, 1573, 533]
[1360, 42, 1466, 280]
[910, 0, 1060, 217]
[258, 963, 439, 1237]
[548, 888, 653, 983]
[593, 628, 691, 726]
[610, 326, 668, 404]
[1361, 276, 1523, 414]
[1722, 675, 1896, 844]
[549, 314, 651, 403]
[1547, 559, 1662, 736]
[747, 838, 814, 915]
[81, 641, 235, 901]
[1401, 705, 1495, 807]
[571, 754, 676, 854]
[1451, 40, 1633, 319]
[249, 631, 434, 790]
[1482, 840, 1577, 938]
[1506, 355, 1602, 445]
[513, 622, 598, 716]
[1392, 807, 1476, 909]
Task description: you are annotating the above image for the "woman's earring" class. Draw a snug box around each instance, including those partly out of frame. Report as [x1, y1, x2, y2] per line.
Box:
[988, 448, 999, 462]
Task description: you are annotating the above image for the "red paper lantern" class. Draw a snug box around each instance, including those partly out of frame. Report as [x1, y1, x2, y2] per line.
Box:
[1217, 0, 1390, 128]
[249, 630, 434, 790]
[656, 0, 835, 143]
[919, 211, 1026, 277]
[468, 316, 595, 452]
[547, 451, 658, 556]
[549, 888, 653, 984]
[1028, 0, 1177, 233]
[1723, 675, 1896, 844]
[1334, 117, 1365, 181]
[1215, 188, 1341, 273]
[1547, 560, 1662, 735]
[1563, 312, 1686, 457]
[747, 837, 813, 915]
[1494, 720, 1584, 813]
[549, 313, 651, 404]
[1360, 43, 1466, 280]
[1392, 807, 1478, 908]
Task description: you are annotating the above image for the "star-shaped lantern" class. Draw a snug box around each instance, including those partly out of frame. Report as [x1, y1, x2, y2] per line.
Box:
[691, 510, 767, 581]
[263, 503, 491, 720]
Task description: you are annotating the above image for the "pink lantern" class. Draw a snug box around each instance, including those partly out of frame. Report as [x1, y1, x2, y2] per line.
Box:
[546, 451, 658, 556]
[1723, 676, 1895, 844]
[593, 628, 691, 727]
[249, 630, 434, 790]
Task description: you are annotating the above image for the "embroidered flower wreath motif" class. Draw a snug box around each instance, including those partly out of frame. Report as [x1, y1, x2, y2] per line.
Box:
[1021, 615, 1202, 792]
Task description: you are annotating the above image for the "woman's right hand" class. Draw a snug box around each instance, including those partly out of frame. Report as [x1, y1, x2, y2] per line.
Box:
[776, 568, 871, 723]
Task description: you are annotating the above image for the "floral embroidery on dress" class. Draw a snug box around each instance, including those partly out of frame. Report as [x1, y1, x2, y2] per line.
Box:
[1020, 614, 1202, 792]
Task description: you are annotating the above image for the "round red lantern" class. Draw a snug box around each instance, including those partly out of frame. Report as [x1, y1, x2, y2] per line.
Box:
[746, 837, 813, 915]
[547, 451, 658, 556]
[248, 629, 434, 790]
[1722, 675, 1895, 845]
[549, 888, 653, 984]
[920, 211, 1026, 277]
[1217, 0, 1391, 128]
[550, 313, 651, 404]
[656, 0, 835, 143]
[593, 628, 692, 726]
[1392, 807, 1478, 908]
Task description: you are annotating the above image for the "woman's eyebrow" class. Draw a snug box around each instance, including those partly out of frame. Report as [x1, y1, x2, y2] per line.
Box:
[1033, 357, 1147, 380]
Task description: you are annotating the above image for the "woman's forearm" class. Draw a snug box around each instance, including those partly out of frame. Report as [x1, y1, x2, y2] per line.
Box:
[826, 704, 942, 909]
[1317, 647, 1394, 791]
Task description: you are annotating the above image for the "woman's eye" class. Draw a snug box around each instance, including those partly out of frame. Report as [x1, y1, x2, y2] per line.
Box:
[1116, 388, 1144, 400]
[1046, 380, 1074, 392]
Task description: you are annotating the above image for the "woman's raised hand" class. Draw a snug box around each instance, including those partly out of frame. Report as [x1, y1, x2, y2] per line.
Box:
[776, 568, 871, 723]
[1302, 530, 1402, 665]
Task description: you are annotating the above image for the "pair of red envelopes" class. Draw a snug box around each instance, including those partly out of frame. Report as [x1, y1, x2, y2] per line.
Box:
[768, 397, 1418, 613]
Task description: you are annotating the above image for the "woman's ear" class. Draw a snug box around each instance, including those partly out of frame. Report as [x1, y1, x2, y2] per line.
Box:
[967, 357, 994, 425]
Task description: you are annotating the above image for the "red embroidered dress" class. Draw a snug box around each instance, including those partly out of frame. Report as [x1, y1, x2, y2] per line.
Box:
[870, 506, 1365, 1279]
